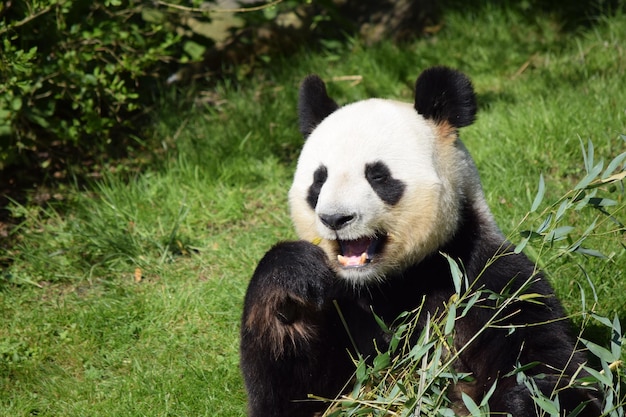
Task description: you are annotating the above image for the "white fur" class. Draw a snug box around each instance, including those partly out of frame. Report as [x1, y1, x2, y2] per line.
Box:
[289, 98, 487, 284]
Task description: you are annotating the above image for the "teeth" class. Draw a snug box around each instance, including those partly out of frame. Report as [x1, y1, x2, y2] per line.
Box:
[337, 252, 369, 267]
[360, 252, 367, 264]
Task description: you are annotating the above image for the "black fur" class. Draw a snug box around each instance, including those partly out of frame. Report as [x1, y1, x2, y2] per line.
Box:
[240, 242, 352, 417]
[306, 165, 328, 209]
[241, 210, 600, 417]
[414, 66, 477, 128]
[365, 161, 406, 205]
[240, 67, 600, 417]
[298, 75, 339, 138]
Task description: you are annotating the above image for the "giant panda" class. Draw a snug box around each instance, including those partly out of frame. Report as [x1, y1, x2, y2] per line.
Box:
[240, 66, 600, 417]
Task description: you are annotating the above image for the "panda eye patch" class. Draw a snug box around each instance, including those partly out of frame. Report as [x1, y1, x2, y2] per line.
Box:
[306, 165, 328, 209]
[312, 165, 328, 184]
[365, 161, 405, 206]
[365, 162, 390, 183]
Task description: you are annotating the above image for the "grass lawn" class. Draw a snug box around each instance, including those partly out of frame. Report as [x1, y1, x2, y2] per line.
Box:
[1, 2, 625, 416]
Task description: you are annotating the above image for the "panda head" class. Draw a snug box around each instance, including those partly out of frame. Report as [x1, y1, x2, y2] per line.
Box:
[289, 67, 480, 285]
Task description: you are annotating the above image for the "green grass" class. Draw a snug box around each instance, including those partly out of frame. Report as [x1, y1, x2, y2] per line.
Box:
[2, 2, 626, 416]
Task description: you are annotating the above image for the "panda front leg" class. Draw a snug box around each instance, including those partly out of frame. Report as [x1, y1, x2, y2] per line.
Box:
[240, 241, 352, 417]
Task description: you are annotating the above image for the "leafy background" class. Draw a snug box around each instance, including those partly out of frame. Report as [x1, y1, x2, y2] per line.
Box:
[1, 0, 625, 415]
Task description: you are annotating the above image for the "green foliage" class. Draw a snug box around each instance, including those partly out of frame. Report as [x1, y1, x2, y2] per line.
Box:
[326, 290, 624, 416]
[0, 0, 205, 169]
[516, 136, 626, 258]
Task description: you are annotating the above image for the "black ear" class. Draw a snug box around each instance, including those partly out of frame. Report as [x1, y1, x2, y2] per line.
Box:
[298, 75, 339, 139]
[414, 66, 477, 128]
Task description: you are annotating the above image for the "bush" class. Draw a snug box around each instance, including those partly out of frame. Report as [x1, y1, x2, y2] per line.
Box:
[0, 0, 192, 169]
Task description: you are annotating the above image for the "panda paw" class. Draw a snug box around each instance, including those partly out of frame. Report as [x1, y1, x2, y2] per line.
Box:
[241, 241, 335, 357]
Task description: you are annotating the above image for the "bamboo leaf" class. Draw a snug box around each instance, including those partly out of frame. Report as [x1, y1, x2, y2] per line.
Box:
[588, 197, 617, 207]
[460, 292, 481, 318]
[584, 170, 626, 189]
[611, 314, 622, 360]
[518, 293, 547, 304]
[373, 352, 390, 373]
[581, 338, 617, 363]
[445, 304, 456, 335]
[574, 247, 607, 258]
[582, 365, 613, 387]
[514, 236, 530, 254]
[535, 213, 553, 234]
[504, 361, 541, 377]
[602, 151, 626, 179]
[461, 392, 483, 417]
[444, 253, 464, 294]
[575, 161, 604, 190]
[355, 360, 368, 384]
[546, 225, 574, 242]
[408, 341, 435, 361]
[531, 174, 545, 212]
[480, 381, 498, 407]
[580, 137, 595, 173]
[371, 309, 389, 333]
[532, 394, 559, 416]
[555, 200, 570, 222]
[519, 230, 542, 240]
[591, 313, 613, 329]
[577, 265, 598, 303]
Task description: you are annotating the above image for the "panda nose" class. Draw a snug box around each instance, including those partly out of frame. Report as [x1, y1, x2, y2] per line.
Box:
[319, 213, 356, 230]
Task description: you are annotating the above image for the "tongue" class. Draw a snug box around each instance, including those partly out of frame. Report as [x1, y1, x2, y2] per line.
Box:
[337, 237, 373, 267]
[340, 237, 372, 257]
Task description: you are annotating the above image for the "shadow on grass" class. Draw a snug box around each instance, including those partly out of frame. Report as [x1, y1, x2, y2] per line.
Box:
[438, 0, 625, 32]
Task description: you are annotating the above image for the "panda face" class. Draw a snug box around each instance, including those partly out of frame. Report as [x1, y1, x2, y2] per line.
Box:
[289, 99, 460, 284]
[290, 68, 478, 285]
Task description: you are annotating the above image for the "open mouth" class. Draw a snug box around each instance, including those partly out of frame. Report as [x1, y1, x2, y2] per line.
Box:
[336, 235, 385, 268]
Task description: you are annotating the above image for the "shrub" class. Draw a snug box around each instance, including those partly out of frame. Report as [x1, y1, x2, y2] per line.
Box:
[0, 0, 190, 169]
